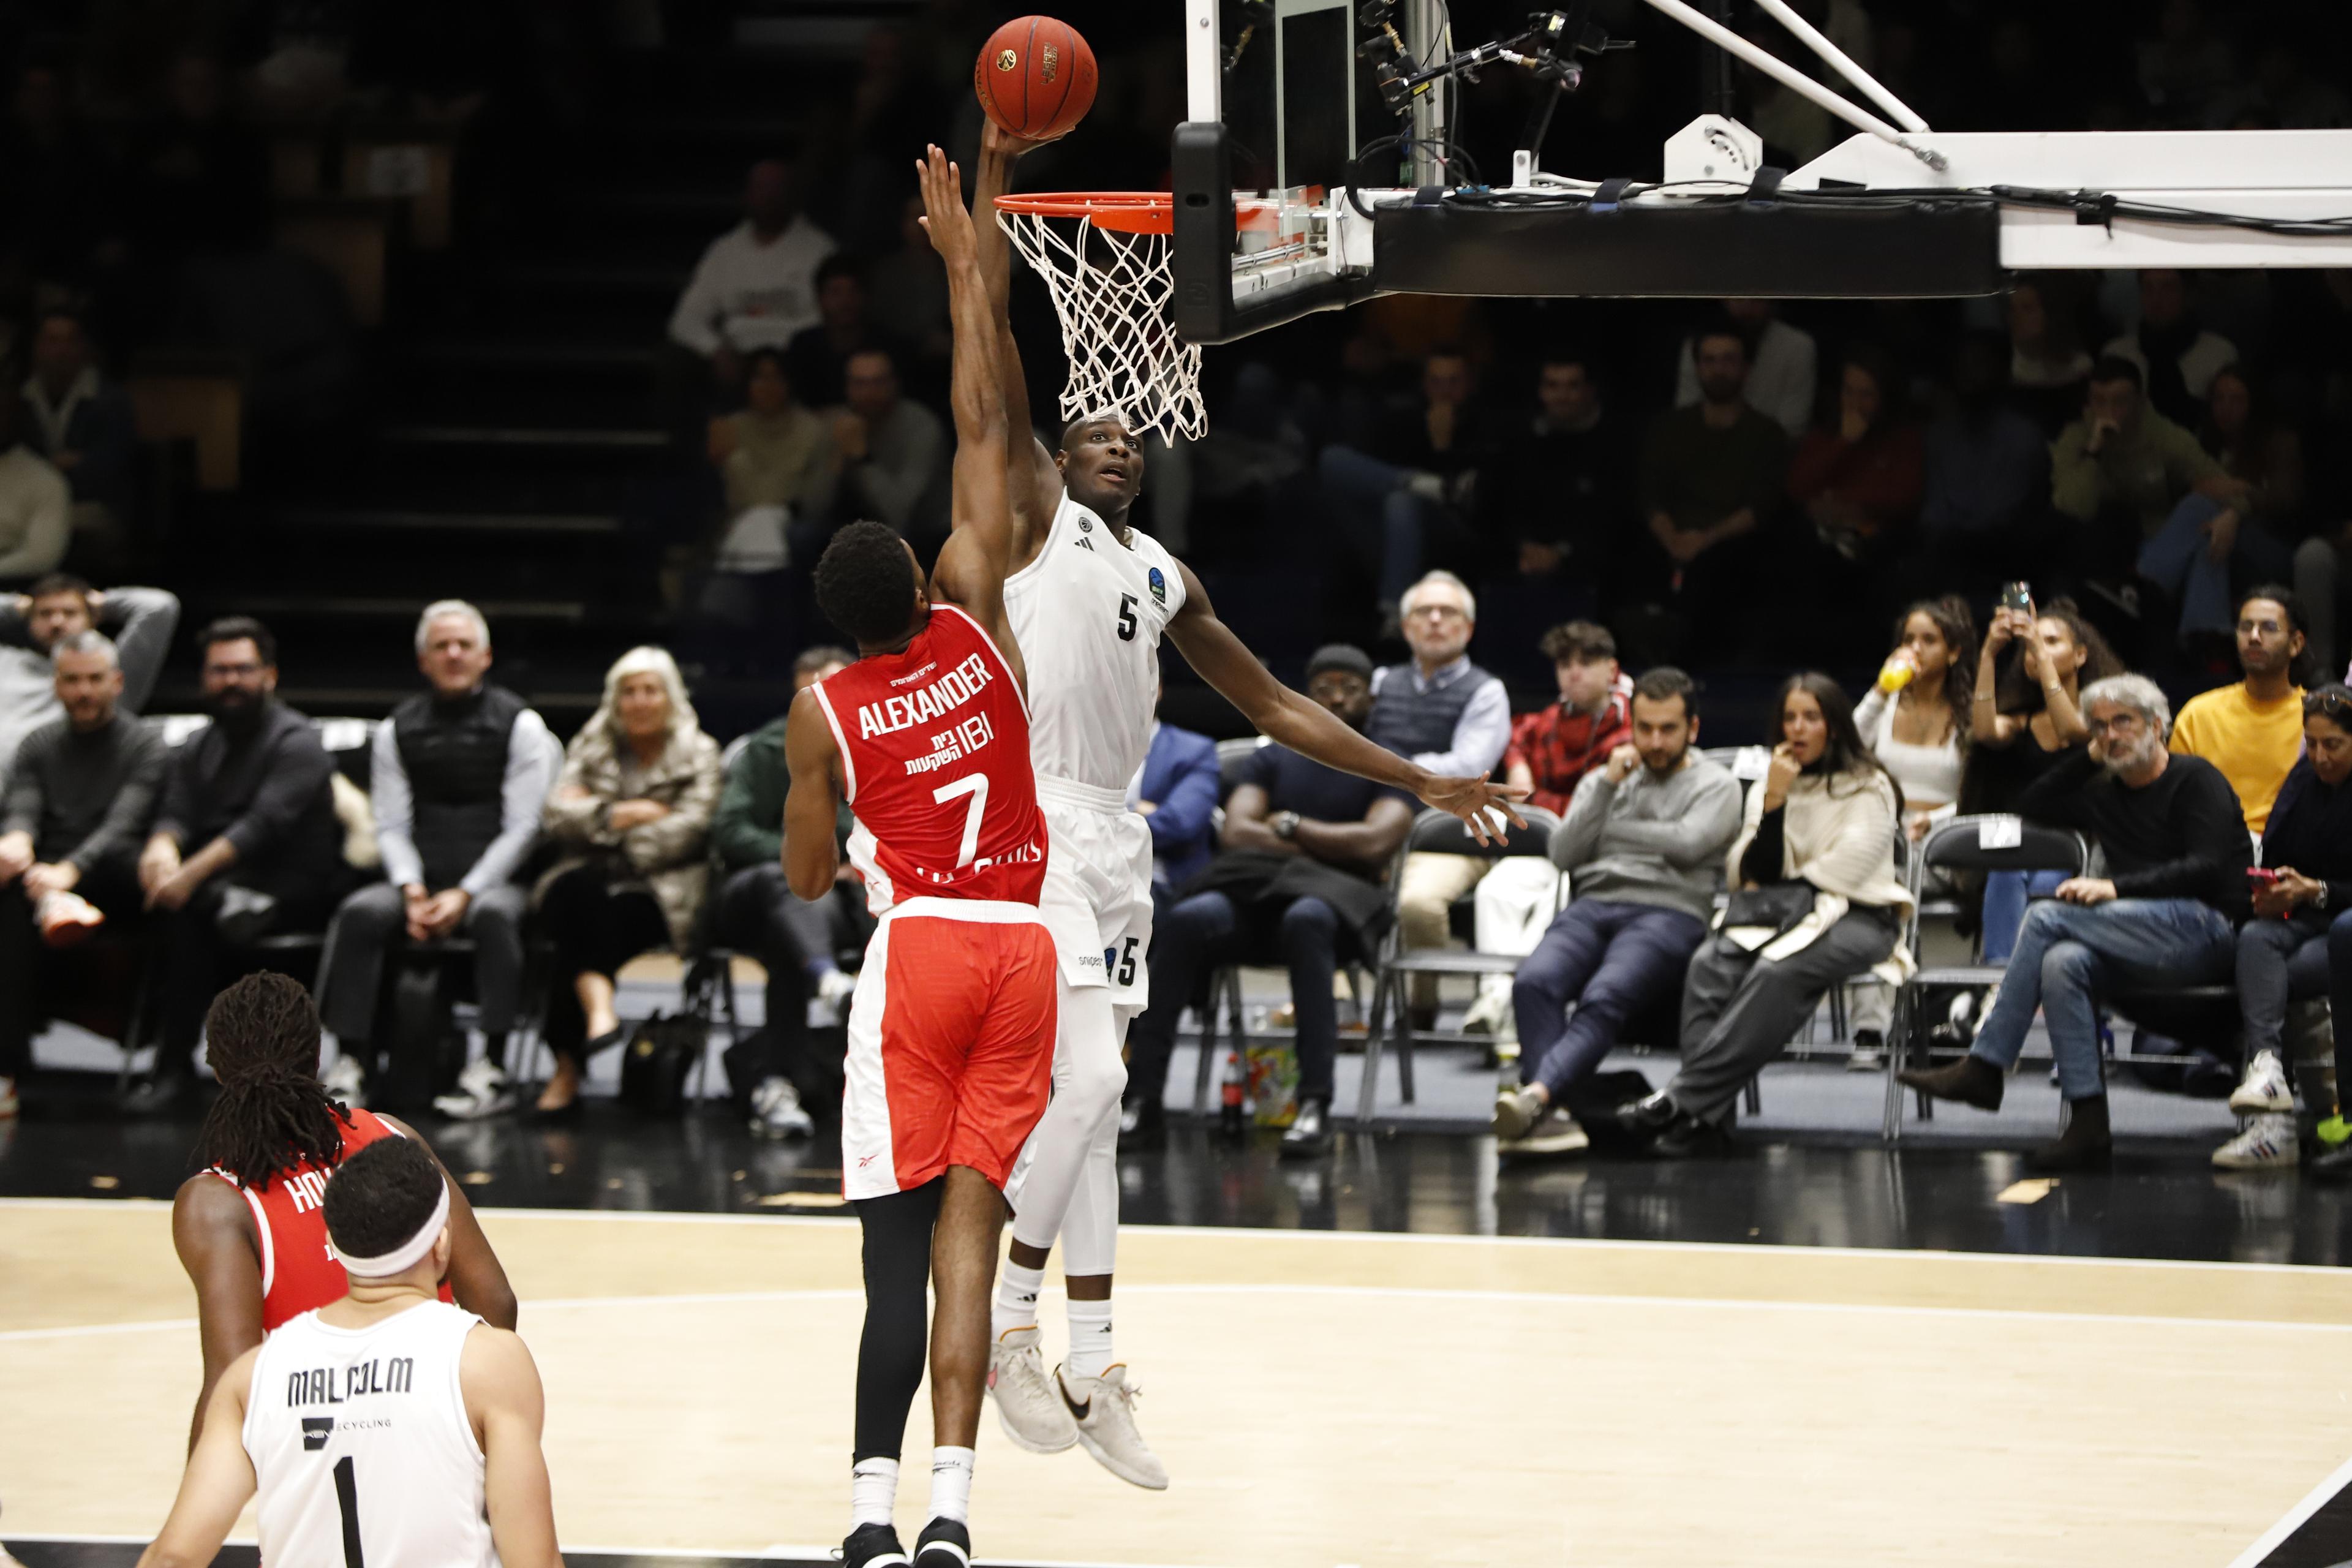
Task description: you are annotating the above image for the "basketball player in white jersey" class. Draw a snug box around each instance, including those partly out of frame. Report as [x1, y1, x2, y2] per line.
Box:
[140, 1136, 560, 1568]
[970, 124, 1526, 1485]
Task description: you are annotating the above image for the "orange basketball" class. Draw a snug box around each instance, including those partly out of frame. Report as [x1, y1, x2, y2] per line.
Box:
[974, 16, 1098, 142]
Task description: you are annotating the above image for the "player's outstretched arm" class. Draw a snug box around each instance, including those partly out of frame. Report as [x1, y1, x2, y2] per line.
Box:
[919, 143, 1030, 693]
[171, 1174, 265, 1455]
[138, 1346, 260, 1568]
[1164, 562, 1529, 845]
[380, 1113, 519, 1330]
[783, 688, 846, 902]
[971, 121, 1061, 560]
[464, 1325, 565, 1568]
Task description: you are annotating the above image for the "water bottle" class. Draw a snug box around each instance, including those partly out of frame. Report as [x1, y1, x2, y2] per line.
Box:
[1877, 650, 1915, 695]
[1219, 1048, 1245, 1139]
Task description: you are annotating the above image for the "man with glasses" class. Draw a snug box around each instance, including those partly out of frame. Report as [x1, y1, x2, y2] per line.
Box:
[1902, 673, 2250, 1170]
[2169, 586, 2309, 835]
[130, 617, 349, 1112]
[1373, 571, 1510, 1030]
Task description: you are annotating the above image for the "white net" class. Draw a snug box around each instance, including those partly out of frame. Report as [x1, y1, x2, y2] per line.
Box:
[997, 203, 1207, 443]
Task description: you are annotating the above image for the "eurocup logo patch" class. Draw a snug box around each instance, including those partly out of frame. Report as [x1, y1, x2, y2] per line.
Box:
[1104, 946, 1118, 973]
[1147, 566, 1166, 605]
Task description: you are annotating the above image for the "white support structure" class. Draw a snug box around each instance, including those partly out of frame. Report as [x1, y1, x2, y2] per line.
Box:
[1185, 0, 1221, 124]
[1746, 0, 1928, 134]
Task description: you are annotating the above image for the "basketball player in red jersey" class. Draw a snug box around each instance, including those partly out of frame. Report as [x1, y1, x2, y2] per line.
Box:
[170, 973, 515, 1450]
[786, 145, 1054, 1568]
[968, 123, 1525, 1485]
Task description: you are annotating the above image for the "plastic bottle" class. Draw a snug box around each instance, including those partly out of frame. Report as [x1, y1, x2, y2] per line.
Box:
[1219, 1049, 1245, 1139]
[1877, 652, 1915, 695]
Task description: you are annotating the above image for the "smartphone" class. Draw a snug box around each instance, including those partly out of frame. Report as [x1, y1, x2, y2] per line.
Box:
[2247, 867, 2280, 884]
[1999, 581, 2033, 614]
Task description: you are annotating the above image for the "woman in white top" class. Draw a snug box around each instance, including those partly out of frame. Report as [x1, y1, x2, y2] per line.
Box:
[1854, 597, 1975, 843]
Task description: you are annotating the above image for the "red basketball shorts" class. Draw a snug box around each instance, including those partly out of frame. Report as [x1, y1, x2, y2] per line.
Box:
[840, 897, 1059, 1201]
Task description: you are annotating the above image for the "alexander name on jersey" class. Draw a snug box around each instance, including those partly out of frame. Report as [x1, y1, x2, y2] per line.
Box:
[858, 651, 994, 746]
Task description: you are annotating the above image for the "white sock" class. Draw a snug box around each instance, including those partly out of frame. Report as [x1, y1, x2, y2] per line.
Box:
[850, 1456, 899, 1528]
[1065, 1297, 1114, 1382]
[928, 1445, 975, 1525]
[992, 1260, 1044, 1340]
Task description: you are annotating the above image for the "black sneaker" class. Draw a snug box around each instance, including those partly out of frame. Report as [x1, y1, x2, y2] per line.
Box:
[841, 1521, 910, 1567]
[1279, 1098, 1332, 1158]
[121, 1072, 192, 1117]
[913, 1516, 971, 1568]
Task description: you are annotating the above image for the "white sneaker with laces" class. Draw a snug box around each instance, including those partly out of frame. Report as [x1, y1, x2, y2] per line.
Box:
[807, 967, 859, 1026]
[2212, 1113, 2299, 1170]
[750, 1076, 814, 1138]
[1460, 982, 1515, 1041]
[987, 1327, 1077, 1453]
[322, 1052, 368, 1109]
[1060, 1363, 1169, 1490]
[2230, 1050, 2293, 1114]
[434, 1057, 516, 1121]
[1499, 1106, 1589, 1158]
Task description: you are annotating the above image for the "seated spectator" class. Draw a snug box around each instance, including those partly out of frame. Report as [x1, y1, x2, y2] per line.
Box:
[1786, 347, 1921, 615]
[1373, 573, 1509, 1027]
[2007, 276, 2095, 438]
[0, 399, 69, 587]
[317, 603, 557, 1115]
[804, 347, 948, 552]
[2050, 356, 2243, 626]
[1914, 331, 2050, 600]
[709, 646, 868, 1140]
[1901, 675, 2250, 1171]
[1961, 601, 2122, 979]
[2199, 364, 2336, 674]
[1459, 620, 1628, 1040]
[134, 618, 350, 1113]
[2211, 685, 2352, 1173]
[21, 305, 135, 568]
[0, 575, 178, 780]
[532, 647, 723, 1115]
[2102, 268, 2238, 429]
[705, 350, 827, 578]
[1483, 353, 1631, 586]
[1673, 298, 1818, 437]
[0, 631, 167, 1118]
[1631, 322, 1790, 663]
[1133, 684, 1219, 908]
[2169, 586, 2309, 835]
[1316, 345, 1495, 626]
[784, 256, 905, 413]
[1618, 674, 1911, 1158]
[1492, 668, 1742, 1155]
[1122, 645, 1415, 1157]
[665, 160, 837, 413]
[1845, 598, 1976, 1068]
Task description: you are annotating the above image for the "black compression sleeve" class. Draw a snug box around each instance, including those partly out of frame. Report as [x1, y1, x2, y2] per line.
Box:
[851, 1178, 944, 1463]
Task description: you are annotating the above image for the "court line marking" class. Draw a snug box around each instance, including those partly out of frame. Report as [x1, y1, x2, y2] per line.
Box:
[0, 1534, 1216, 1568]
[2228, 1448, 2352, 1568]
[10, 1194, 2351, 1281]
[12, 1283, 2352, 1346]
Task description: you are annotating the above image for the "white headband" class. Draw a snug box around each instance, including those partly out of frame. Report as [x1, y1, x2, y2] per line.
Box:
[328, 1182, 450, 1280]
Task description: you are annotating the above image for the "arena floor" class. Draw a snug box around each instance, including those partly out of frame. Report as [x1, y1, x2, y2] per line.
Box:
[6, 1196, 2352, 1567]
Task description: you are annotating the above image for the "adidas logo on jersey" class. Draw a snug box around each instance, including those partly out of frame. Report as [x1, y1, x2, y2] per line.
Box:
[1074, 535, 1095, 552]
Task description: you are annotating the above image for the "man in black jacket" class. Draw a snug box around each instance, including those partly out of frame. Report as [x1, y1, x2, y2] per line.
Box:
[1122, 644, 1418, 1158]
[318, 602, 556, 1114]
[1902, 673, 2248, 1170]
[0, 630, 166, 1115]
[130, 617, 349, 1112]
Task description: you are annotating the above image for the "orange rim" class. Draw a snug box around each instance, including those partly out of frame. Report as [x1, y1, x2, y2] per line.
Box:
[993, 189, 1314, 236]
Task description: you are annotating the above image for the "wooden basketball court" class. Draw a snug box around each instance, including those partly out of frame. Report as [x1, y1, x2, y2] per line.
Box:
[4, 1196, 2346, 1566]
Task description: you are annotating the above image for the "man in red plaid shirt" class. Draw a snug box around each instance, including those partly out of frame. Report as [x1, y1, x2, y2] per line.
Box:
[1464, 622, 1633, 1040]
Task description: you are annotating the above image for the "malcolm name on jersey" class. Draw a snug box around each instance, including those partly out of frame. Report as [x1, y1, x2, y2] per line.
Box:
[856, 650, 993, 741]
[288, 1356, 415, 1407]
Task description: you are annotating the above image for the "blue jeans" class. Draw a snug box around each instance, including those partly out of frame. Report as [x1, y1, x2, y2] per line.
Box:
[2136, 492, 2293, 639]
[1513, 899, 1706, 1100]
[1970, 897, 2234, 1100]
[2236, 908, 2352, 1062]
[1981, 869, 2071, 963]
[1318, 443, 1437, 609]
[1124, 890, 1354, 1108]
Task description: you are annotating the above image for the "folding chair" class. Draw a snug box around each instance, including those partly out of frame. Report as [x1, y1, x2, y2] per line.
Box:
[1357, 804, 1562, 1125]
[1881, 813, 2089, 1141]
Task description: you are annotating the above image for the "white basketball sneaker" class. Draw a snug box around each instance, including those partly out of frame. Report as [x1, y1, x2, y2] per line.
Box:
[987, 1327, 1077, 1453]
[322, 1052, 368, 1109]
[2230, 1050, 2294, 1114]
[1060, 1363, 1169, 1490]
[2213, 1114, 2299, 1170]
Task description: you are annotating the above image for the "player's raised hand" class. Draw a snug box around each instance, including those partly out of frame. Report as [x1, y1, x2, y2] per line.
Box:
[1416, 774, 1530, 848]
[913, 144, 976, 268]
[982, 119, 1052, 160]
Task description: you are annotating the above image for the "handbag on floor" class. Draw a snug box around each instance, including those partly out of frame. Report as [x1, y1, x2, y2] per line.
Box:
[619, 1011, 708, 1115]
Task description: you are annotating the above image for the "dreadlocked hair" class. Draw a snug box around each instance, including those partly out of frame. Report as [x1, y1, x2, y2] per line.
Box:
[192, 972, 349, 1191]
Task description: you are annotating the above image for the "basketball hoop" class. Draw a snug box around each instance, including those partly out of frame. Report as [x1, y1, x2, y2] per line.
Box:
[995, 191, 1205, 443]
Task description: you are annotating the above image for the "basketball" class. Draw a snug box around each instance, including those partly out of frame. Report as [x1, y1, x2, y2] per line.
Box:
[974, 16, 1098, 142]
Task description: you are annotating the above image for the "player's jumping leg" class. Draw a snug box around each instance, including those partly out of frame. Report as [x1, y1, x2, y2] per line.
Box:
[847, 1182, 943, 1568]
[1054, 1082, 1167, 1488]
[911, 1164, 1005, 1568]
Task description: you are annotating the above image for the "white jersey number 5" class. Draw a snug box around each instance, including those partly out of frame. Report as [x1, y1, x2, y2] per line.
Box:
[934, 772, 990, 868]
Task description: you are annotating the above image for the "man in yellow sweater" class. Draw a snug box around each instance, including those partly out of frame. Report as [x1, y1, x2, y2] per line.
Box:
[2170, 585, 2309, 834]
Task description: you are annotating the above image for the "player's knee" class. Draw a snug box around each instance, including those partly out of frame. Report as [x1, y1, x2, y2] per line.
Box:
[1066, 1046, 1128, 1116]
